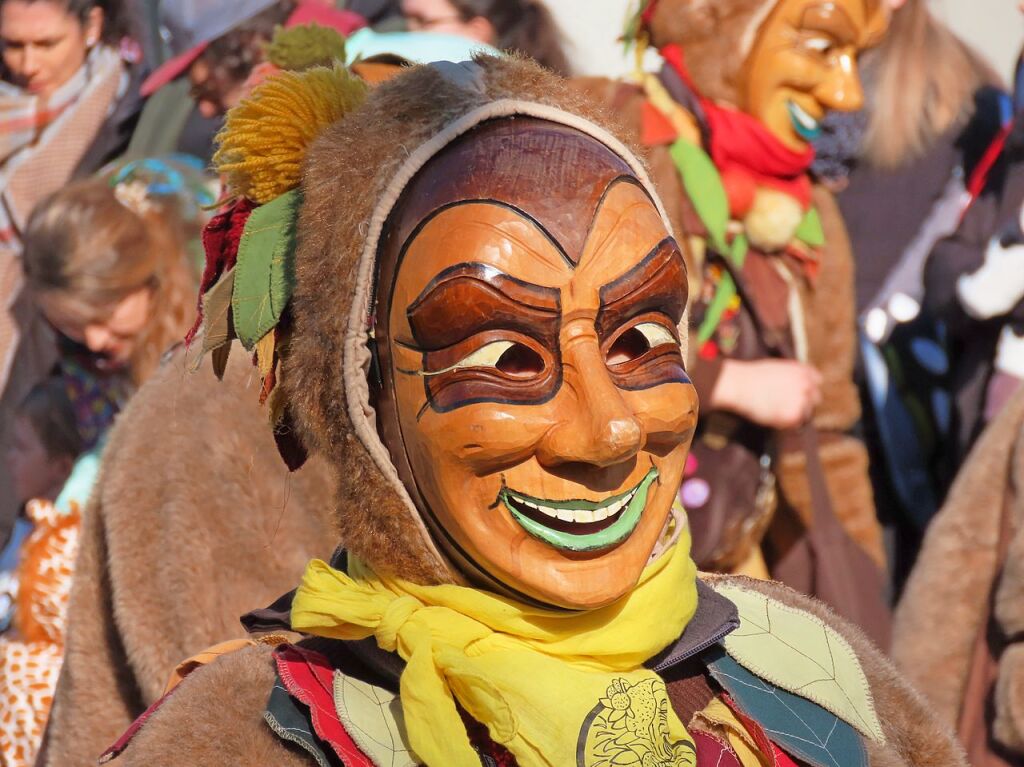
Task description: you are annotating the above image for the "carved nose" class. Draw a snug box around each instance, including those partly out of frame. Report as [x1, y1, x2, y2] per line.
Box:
[536, 330, 643, 469]
[819, 54, 864, 112]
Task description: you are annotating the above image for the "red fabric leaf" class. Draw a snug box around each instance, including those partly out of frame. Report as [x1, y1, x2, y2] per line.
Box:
[274, 644, 373, 767]
[772, 742, 801, 767]
[693, 729, 743, 767]
[185, 198, 256, 345]
[722, 693, 780, 767]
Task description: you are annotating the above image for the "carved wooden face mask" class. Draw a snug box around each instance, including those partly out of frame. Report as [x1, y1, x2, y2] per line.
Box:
[741, 0, 887, 150]
[372, 118, 698, 609]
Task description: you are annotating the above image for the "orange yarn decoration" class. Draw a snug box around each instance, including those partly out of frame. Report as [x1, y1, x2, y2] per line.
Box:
[213, 64, 368, 204]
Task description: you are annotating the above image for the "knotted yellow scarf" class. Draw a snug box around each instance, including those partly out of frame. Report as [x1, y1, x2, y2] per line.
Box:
[291, 532, 700, 767]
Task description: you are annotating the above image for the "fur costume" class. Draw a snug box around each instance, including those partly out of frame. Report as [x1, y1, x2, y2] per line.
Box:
[39, 348, 335, 767]
[575, 0, 888, 645]
[110, 577, 961, 767]
[96, 55, 964, 767]
[893, 388, 1024, 764]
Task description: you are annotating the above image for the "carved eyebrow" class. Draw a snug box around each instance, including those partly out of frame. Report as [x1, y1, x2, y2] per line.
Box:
[798, 3, 858, 44]
[405, 263, 560, 351]
[598, 238, 687, 321]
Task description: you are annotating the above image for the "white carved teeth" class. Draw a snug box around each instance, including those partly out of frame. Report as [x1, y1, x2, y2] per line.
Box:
[510, 488, 638, 524]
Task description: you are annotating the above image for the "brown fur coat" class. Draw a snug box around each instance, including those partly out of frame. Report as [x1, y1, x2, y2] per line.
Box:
[109, 576, 966, 767]
[893, 389, 1024, 761]
[41, 348, 336, 767]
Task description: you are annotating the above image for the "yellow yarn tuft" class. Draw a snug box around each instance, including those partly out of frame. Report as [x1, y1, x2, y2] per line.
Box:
[213, 64, 368, 204]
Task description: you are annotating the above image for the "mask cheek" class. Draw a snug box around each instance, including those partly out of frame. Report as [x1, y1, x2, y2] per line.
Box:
[416, 402, 555, 477]
[623, 384, 697, 452]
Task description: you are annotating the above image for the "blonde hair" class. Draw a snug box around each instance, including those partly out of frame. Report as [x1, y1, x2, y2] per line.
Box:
[22, 179, 197, 385]
[862, 0, 1002, 169]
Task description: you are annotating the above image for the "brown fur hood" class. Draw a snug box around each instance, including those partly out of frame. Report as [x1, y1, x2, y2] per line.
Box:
[646, 0, 775, 105]
[282, 55, 674, 586]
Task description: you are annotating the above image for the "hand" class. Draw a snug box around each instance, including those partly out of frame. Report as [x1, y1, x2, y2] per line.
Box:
[709, 359, 823, 430]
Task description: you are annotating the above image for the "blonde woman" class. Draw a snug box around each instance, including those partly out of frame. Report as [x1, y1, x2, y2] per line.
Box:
[22, 176, 196, 388]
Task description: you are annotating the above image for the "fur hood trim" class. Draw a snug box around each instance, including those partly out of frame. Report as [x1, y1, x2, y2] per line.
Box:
[287, 56, 676, 584]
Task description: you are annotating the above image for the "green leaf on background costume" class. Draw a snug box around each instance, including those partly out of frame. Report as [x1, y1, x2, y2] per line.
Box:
[670, 138, 729, 254]
[711, 583, 885, 743]
[706, 651, 869, 767]
[697, 235, 747, 344]
[669, 138, 750, 344]
[231, 189, 301, 350]
[795, 207, 825, 247]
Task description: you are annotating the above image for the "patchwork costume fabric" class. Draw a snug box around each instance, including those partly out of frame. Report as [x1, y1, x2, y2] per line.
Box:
[99, 56, 964, 767]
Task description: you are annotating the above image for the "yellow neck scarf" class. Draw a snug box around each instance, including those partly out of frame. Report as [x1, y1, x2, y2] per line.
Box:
[291, 533, 699, 767]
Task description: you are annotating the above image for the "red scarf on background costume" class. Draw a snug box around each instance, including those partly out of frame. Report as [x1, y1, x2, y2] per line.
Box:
[659, 44, 815, 214]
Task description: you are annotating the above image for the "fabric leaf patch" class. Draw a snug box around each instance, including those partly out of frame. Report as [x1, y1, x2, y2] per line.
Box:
[794, 207, 824, 248]
[334, 673, 418, 767]
[200, 267, 236, 355]
[692, 730, 742, 767]
[707, 652, 868, 767]
[265, 678, 335, 767]
[274, 644, 373, 767]
[232, 189, 301, 349]
[670, 138, 729, 254]
[710, 583, 884, 744]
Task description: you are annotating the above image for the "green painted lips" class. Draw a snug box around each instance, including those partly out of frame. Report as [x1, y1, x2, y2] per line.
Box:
[498, 467, 660, 552]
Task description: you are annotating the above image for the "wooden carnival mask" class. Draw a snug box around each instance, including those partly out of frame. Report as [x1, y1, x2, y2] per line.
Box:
[740, 0, 888, 150]
[372, 118, 698, 609]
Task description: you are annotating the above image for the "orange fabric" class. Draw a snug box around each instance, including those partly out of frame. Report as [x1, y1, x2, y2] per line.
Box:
[162, 634, 292, 694]
[641, 100, 679, 147]
[0, 499, 81, 767]
[162, 639, 258, 695]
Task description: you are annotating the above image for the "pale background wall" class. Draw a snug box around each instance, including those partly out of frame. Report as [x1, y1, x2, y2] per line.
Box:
[548, 0, 1024, 87]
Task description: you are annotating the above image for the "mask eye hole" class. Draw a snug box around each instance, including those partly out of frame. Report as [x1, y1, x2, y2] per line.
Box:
[606, 322, 677, 367]
[495, 343, 544, 377]
[442, 339, 545, 379]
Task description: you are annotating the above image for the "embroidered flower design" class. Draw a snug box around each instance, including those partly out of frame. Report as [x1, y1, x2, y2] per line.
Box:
[581, 677, 696, 767]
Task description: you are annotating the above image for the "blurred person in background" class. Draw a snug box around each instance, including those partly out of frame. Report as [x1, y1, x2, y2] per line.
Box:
[0, 0, 143, 562]
[130, 0, 362, 161]
[23, 178, 196, 388]
[0, 377, 81, 767]
[0, 173, 198, 766]
[577, 0, 892, 645]
[826, 0, 1007, 588]
[923, 47, 1024, 465]
[401, 0, 569, 74]
[891, 17, 1024, 761]
[0, 378, 79, 634]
